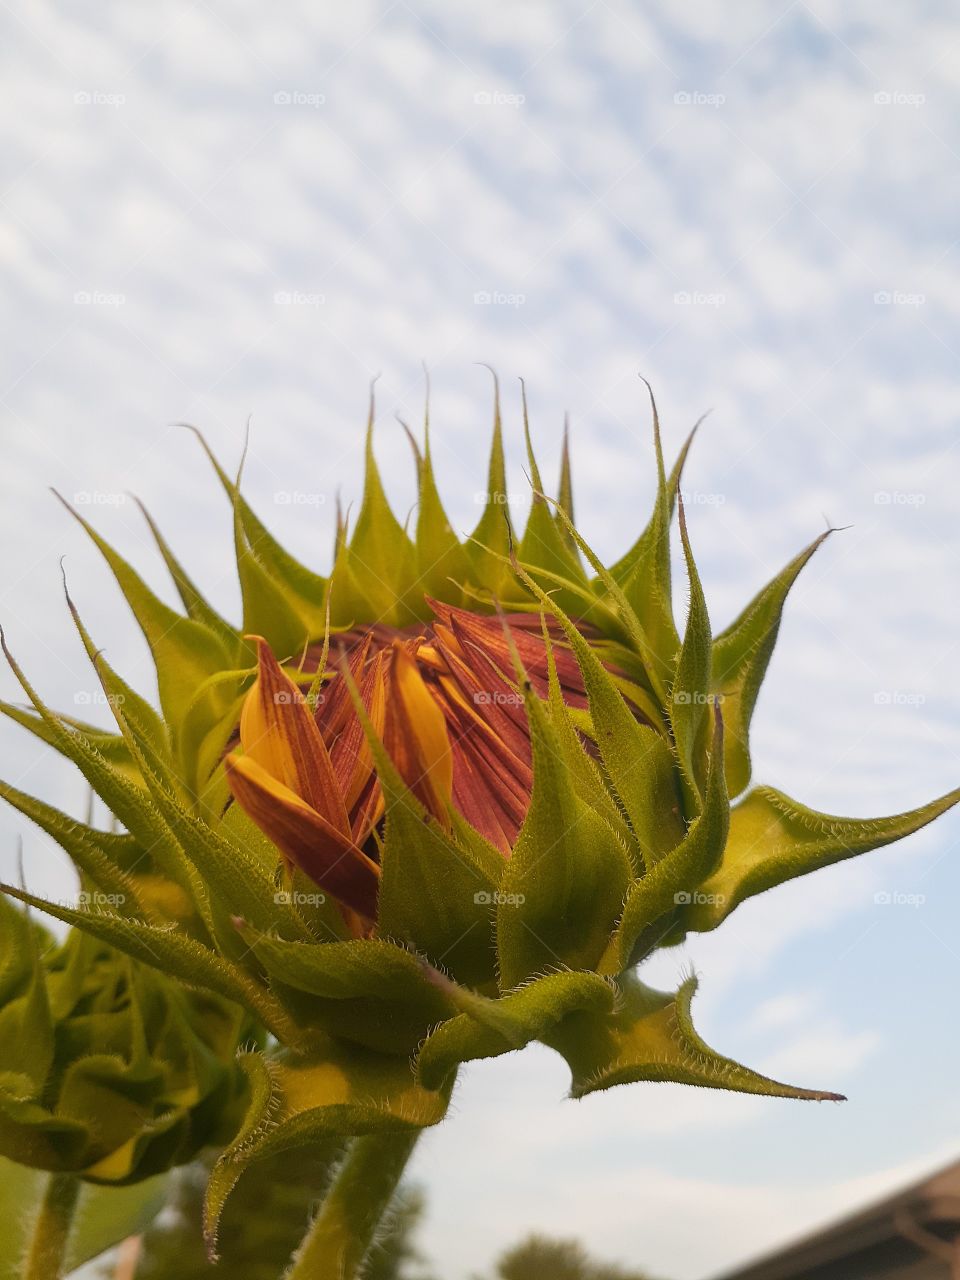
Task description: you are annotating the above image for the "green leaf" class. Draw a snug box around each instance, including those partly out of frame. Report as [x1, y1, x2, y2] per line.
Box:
[545, 972, 844, 1101]
[712, 530, 833, 798]
[204, 1048, 450, 1254]
[516, 383, 589, 613]
[103, 690, 311, 944]
[408, 390, 470, 607]
[133, 496, 240, 652]
[342, 668, 500, 986]
[540, 620, 638, 861]
[0, 779, 140, 909]
[607, 388, 702, 676]
[515, 567, 684, 867]
[496, 634, 632, 988]
[329, 394, 418, 627]
[0, 902, 53, 1091]
[531, 489, 668, 709]
[465, 368, 514, 597]
[243, 934, 455, 1055]
[66, 1172, 170, 1272]
[416, 969, 615, 1090]
[53, 492, 235, 751]
[0, 701, 141, 786]
[0, 635, 194, 894]
[669, 495, 712, 815]
[185, 425, 328, 638]
[599, 705, 728, 973]
[63, 579, 172, 768]
[685, 783, 960, 933]
[556, 415, 576, 552]
[0, 1158, 45, 1280]
[0, 884, 295, 1046]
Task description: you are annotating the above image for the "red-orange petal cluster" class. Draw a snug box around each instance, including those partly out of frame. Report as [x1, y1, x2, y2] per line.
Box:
[226, 603, 604, 927]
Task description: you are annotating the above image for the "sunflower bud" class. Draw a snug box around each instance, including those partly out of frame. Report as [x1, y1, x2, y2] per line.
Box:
[0, 898, 249, 1184]
[1, 379, 956, 1247]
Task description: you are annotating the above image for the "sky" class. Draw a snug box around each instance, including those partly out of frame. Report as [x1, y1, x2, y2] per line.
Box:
[1, 2, 959, 1277]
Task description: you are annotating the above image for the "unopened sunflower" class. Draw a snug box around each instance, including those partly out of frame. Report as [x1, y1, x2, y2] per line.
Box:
[1, 379, 956, 1276]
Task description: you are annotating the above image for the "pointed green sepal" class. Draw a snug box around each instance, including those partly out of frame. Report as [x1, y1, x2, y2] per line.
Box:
[416, 970, 615, 1090]
[712, 530, 833, 797]
[545, 973, 845, 1101]
[496, 626, 632, 988]
[599, 704, 728, 973]
[204, 1047, 451, 1256]
[685, 783, 960, 932]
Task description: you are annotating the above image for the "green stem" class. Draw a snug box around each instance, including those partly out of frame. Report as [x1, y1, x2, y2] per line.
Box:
[22, 1172, 81, 1280]
[287, 1130, 421, 1280]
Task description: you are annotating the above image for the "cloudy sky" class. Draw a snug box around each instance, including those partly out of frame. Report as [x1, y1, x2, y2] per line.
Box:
[2, 2, 959, 1277]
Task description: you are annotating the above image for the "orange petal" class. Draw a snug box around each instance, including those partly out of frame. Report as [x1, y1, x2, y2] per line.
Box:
[384, 641, 453, 826]
[240, 636, 351, 837]
[225, 752, 379, 921]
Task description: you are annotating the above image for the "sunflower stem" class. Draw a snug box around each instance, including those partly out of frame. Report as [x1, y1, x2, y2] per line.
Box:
[22, 1172, 80, 1280]
[286, 1131, 421, 1280]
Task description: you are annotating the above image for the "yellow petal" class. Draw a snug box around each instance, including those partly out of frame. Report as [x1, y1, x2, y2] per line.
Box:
[240, 636, 351, 837]
[385, 642, 453, 825]
[225, 752, 379, 921]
